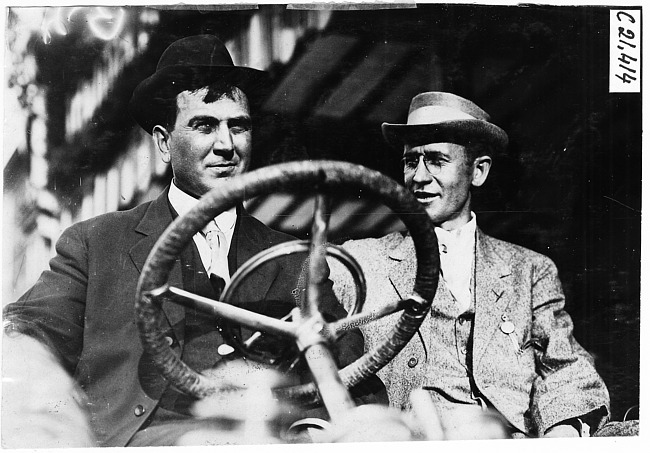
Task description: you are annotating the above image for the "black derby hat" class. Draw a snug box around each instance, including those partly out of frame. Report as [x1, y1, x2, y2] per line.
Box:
[129, 34, 268, 134]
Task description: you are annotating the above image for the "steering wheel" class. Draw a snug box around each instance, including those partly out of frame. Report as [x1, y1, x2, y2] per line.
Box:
[216, 238, 368, 369]
[135, 160, 439, 418]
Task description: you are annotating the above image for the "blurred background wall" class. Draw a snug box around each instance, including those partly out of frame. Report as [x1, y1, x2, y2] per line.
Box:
[3, 4, 640, 421]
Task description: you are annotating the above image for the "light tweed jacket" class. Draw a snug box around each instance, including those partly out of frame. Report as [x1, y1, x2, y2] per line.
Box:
[331, 229, 610, 436]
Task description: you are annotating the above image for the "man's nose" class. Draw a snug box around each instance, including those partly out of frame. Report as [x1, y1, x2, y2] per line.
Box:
[412, 157, 433, 183]
[212, 124, 234, 154]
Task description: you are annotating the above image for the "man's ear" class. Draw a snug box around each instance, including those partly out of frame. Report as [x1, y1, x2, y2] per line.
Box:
[471, 155, 492, 187]
[152, 125, 171, 164]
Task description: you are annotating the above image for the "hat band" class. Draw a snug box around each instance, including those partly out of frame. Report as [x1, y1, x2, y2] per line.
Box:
[407, 106, 477, 126]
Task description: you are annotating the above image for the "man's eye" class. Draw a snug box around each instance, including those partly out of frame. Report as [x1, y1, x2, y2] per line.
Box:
[194, 123, 214, 132]
[424, 157, 443, 167]
[402, 157, 419, 168]
[229, 121, 251, 134]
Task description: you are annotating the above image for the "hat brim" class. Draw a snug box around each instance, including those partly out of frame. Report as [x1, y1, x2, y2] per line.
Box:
[129, 65, 269, 134]
[381, 119, 508, 152]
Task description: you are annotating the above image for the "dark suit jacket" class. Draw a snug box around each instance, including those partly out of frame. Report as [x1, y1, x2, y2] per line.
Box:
[5, 188, 370, 446]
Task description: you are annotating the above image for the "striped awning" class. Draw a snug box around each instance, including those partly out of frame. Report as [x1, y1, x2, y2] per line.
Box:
[245, 192, 405, 242]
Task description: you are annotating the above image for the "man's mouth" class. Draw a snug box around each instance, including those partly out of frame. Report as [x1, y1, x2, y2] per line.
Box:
[207, 163, 236, 169]
[413, 191, 438, 202]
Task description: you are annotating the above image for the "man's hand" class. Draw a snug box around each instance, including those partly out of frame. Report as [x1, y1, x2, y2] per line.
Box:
[2, 331, 95, 448]
[544, 422, 581, 437]
[408, 389, 510, 440]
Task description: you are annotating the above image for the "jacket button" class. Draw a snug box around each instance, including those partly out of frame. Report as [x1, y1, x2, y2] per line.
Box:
[407, 357, 418, 368]
[134, 405, 146, 417]
[217, 344, 235, 356]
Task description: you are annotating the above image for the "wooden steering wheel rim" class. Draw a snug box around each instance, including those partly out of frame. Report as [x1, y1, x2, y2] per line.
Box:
[135, 160, 440, 402]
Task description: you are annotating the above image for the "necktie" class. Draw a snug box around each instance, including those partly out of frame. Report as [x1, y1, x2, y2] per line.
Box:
[203, 220, 230, 295]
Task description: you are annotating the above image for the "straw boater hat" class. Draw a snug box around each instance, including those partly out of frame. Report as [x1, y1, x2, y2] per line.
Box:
[129, 34, 268, 135]
[381, 92, 508, 152]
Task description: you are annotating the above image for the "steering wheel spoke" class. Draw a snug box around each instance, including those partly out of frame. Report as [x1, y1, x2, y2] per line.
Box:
[148, 285, 299, 339]
[235, 312, 300, 366]
[303, 193, 331, 318]
[242, 312, 293, 349]
[328, 299, 405, 336]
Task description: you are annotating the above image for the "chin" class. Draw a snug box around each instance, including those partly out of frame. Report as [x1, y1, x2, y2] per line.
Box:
[418, 203, 438, 217]
[424, 209, 446, 225]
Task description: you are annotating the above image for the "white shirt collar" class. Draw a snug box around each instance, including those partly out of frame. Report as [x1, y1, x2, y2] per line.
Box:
[167, 179, 237, 232]
[434, 212, 477, 250]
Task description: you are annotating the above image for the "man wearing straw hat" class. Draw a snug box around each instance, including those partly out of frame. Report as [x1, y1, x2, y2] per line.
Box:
[332, 91, 610, 438]
[3, 35, 379, 447]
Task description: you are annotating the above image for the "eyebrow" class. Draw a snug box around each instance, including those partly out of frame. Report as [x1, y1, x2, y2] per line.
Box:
[403, 150, 447, 158]
[228, 116, 252, 127]
[187, 115, 251, 127]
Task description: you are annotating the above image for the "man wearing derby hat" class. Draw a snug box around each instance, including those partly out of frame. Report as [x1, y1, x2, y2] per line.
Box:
[3, 35, 378, 447]
[331, 91, 610, 438]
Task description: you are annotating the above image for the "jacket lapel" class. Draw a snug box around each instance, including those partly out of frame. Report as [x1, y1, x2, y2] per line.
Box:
[472, 229, 513, 365]
[387, 234, 430, 352]
[387, 234, 417, 301]
[129, 188, 186, 343]
[229, 208, 281, 303]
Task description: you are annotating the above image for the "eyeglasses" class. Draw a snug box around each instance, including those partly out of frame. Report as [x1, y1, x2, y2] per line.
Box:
[401, 153, 444, 175]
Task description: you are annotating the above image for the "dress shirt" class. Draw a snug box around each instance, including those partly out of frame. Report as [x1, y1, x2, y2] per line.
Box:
[167, 180, 237, 276]
[434, 212, 477, 314]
